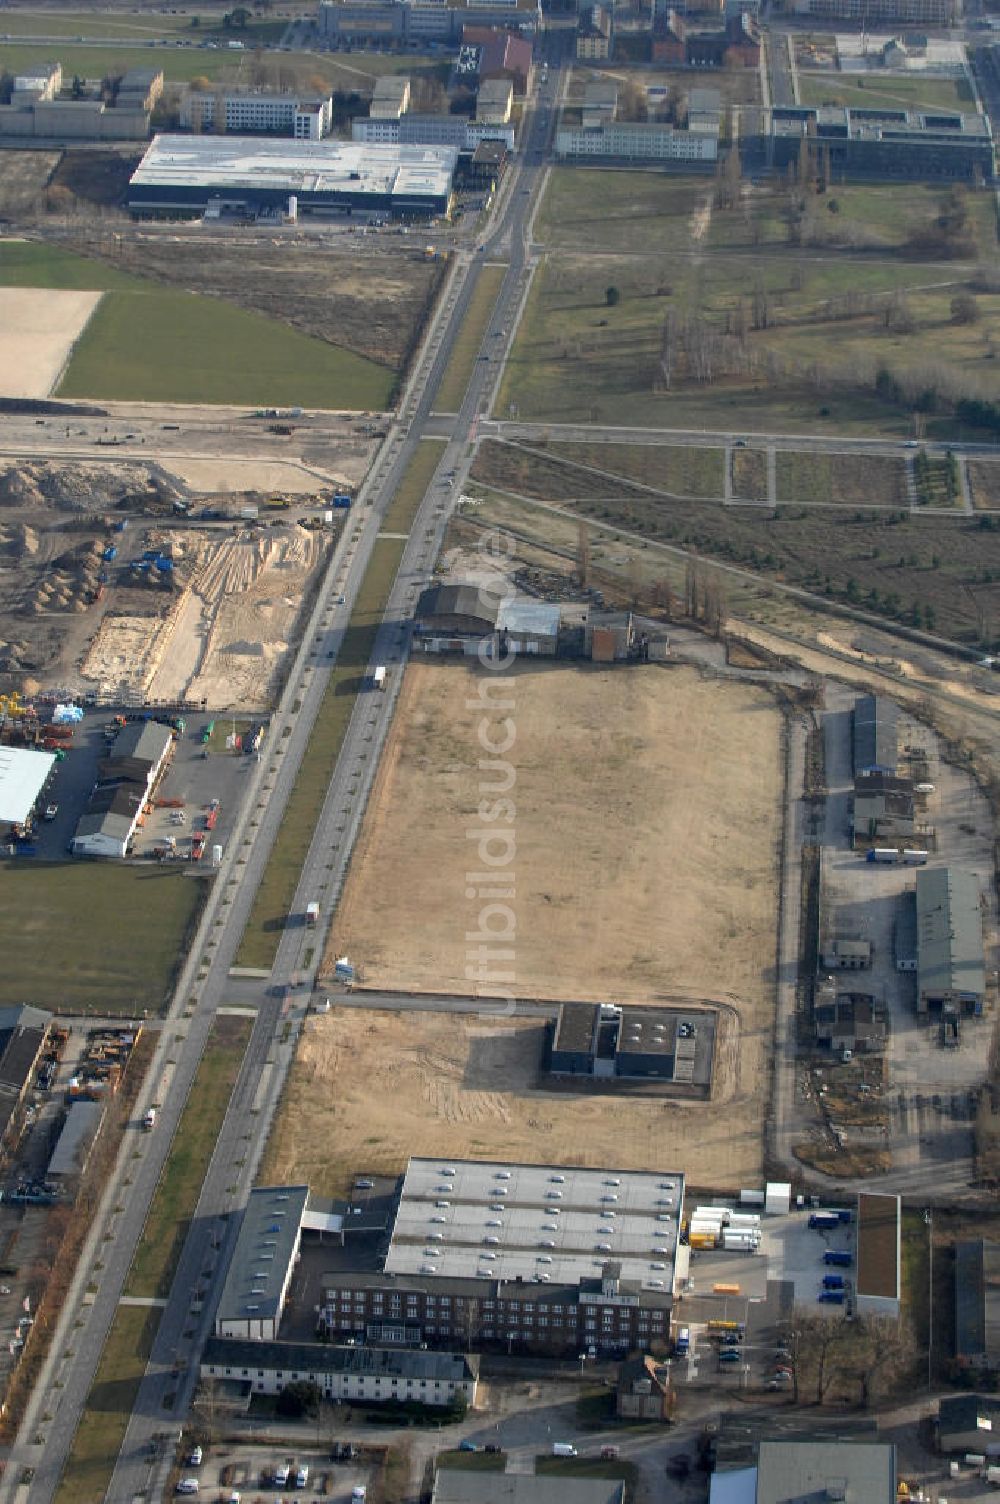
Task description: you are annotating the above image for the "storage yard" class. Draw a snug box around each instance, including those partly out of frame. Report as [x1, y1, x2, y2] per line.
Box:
[262, 1002, 753, 1196]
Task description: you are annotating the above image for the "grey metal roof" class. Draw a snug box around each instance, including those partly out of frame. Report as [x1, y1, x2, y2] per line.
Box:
[109, 720, 174, 768]
[202, 1334, 477, 1384]
[853, 694, 898, 774]
[48, 1100, 103, 1178]
[433, 1474, 625, 1504]
[385, 1157, 684, 1290]
[916, 867, 985, 1000]
[216, 1185, 309, 1327]
[755, 1442, 897, 1504]
[497, 601, 561, 639]
[955, 1241, 1000, 1364]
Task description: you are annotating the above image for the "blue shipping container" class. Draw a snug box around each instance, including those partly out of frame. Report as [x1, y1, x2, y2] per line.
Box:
[333, 494, 352, 509]
[809, 1213, 840, 1230]
[822, 1275, 845, 1289]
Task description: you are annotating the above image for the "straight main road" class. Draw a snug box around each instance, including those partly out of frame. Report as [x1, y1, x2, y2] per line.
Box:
[1, 54, 562, 1504]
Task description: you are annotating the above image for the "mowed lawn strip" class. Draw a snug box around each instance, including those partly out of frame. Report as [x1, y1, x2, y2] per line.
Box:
[383, 437, 447, 532]
[0, 863, 205, 1015]
[433, 262, 507, 413]
[236, 536, 407, 969]
[0, 241, 393, 410]
[126, 1015, 252, 1299]
[54, 1304, 161, 1504]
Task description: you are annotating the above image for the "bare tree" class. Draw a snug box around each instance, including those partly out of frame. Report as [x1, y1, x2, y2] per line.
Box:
[577, 522, 591, 587]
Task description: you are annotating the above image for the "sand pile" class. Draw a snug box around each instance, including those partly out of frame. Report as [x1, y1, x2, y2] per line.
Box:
[0, 461, 180, 513]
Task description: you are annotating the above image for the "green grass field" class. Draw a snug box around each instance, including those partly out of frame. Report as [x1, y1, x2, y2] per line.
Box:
[433, 262, 508, 412]
[500, 169, 1000, 438]
[798, 70, 975, 115]
[0, 863, 205, 1015]
[236, 536, 406, 969]
[384, 437, 447, 531]
[0, 241, 394, 409]
[127, 1015, 252, 1299]
[0, 39, 440, 86]
[54, 1306, 161, 1504]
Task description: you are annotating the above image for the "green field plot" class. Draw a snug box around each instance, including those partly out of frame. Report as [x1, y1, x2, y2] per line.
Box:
[434, 262, 508, 412]
[732, 447, 769, 503]
[237, 535, 406, 969]
[535, 168, 708, 255]
[798, 70, 975, 115]
[489, 446, 1000, 644]
[498, 197, 1000, 437]
[0, 11, 286, 41]
[0, 863, 205, 1015]
[384, 437, 447, 531]
[912, 448, 963, 507]
[0, 39, 441, 87]
[537, 440, 725, 499]
[54, 1304, 161, 1504]
[0, 241, 394, 409]
[471, 439, 653, 503]
[968, 460, 1000, 510]
[776, 450, 908, 507]
[60, 287, 394, 408]
[127, 1014, 252, 1299]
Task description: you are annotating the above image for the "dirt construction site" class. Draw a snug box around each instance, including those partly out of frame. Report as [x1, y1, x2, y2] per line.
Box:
[0, 456, 347, 707]
[267, 658, 786, 1188]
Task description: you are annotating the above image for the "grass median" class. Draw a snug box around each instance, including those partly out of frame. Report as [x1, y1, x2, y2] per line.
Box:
[384, 438, 447, 532]
[0, 863, 206, 1016]
[236, 535, 407, 969]
[54, 1305, 161, 1504]
[127, 1015, 252, 1300]
[433, 262, 507, 413]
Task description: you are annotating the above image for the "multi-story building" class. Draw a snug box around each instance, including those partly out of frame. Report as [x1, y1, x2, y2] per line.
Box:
[370, 75, 411, 120]
[352, 113, 515, 149]
[781, 0, 957, 24]
[577, 4, 613, 59]
[555, 120, 718, 161]
[201, 1335, 479, 1407]
[181, 89, 333, 139]
[319, 1158, 684, 1359]
[746, 105, 995, 183]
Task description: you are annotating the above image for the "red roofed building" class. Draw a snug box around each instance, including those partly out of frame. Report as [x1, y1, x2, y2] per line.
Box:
[462, 26, 534, 93]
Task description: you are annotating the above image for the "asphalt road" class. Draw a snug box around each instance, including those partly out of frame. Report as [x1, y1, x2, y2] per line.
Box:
[0, 58, 561, 1504]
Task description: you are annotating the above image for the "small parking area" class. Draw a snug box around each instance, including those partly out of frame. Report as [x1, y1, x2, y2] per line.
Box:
[181, 1441, 373, 1502]
[673, 1204, 856, 1389]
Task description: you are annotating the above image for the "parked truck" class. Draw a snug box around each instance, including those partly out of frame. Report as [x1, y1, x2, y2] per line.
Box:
[822, 1274, 845, 1290]
[824, 1249, 853, 1267]
[372, 665, 387, 691]
[809, 1212, 841, 1231]
[866, 848, 901, 864]
[552, 1445, 578, 1458]
[306, 901, 320, 927]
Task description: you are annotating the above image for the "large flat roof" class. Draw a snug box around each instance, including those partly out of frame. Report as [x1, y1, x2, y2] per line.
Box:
[216, 1184, 309, 1327]
[756, 1442, 897, 1504]
[0, 746, 55, 825]
[385, 1157, 684, 1291]
[131, 133, 457, 202]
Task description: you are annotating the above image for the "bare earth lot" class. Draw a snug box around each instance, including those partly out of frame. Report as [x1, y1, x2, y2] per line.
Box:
[0, 287, 101, 397]
[264, 1005, 750, 1196]
[308, 660, 783, 1184]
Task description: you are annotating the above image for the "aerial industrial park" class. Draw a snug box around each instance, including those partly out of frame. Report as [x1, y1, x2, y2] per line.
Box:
[1, 0, 1000, 1501]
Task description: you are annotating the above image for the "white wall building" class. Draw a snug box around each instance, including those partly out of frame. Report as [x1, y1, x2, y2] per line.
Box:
[182, 90, 333, 140]
[555, 121, 717, 162]
[201, 1335, 479, 1406]
[352, 112, 515, 149]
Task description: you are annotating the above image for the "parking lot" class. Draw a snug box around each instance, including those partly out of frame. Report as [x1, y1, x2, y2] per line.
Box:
[15, 708, 264, 865]
[671, 1204, 854, 1390]
[174, 1441, 373, 1502]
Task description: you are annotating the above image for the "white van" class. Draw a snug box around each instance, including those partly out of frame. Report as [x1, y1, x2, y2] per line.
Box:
[552, 1443, 578, 1458]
